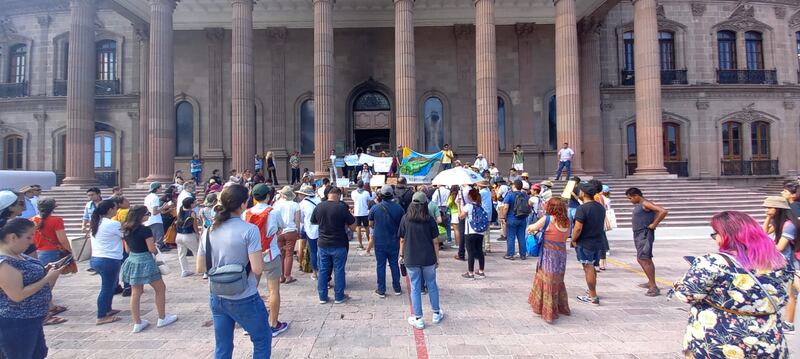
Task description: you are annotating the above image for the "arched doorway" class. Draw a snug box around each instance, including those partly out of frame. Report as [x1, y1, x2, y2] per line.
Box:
[350, 82, 392, 154]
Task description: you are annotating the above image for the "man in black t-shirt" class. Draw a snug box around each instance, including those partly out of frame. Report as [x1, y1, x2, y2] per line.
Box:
[571, 182, 606, 306]
[311, 186, 356, 304]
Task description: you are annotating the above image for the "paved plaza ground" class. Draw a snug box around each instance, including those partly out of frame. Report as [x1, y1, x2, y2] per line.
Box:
[40, 228, 795, 358]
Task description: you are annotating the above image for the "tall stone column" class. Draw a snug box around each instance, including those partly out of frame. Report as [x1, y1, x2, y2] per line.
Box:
[313, 0, 334, 175]
[62, 0, 97, 186]
[632, 0, 666, 175]
[580, 20, 604, 174]
[394, 0, 417, 149]
[135, 25, 150, 183]
[474, 0, 498, 165]
[231, 0, 255, 172]
[554, 0, 582, 173]
[146, 0, 177, 183]
[205, 28, 224, 155]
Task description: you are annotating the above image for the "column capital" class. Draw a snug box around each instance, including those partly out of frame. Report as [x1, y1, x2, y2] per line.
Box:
[312, 0, 335, 4]
[473, 0, 494, 5]
[552, 0, 572, 6]
[148, 0, 178, 11]
[267, 26, 287, 44]
[133, 23, 150, 42]
[205, 27, 224, 43]
[231, 0, 255, 9]
[393, 0, 414, 3]
[514, 22, 535, 38]
[33, 112, 47, 122]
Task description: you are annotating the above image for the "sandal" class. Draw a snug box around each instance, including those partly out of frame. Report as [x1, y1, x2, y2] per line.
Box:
[645, 287, 661, 297]
[49, 305, 68, 316]
[284, 277, 297, 284]
[43, 316, 67, 326]
[96, 316, 121, 325]
[107, 309, 121, 317]
[461, 272, 474, 279]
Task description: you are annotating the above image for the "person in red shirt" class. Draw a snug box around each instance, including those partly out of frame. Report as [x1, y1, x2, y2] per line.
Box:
[31, 198, 71, 326]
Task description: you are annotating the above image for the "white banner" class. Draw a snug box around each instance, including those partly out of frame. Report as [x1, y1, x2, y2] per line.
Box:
[358, 154, 376, 165]
[373, 157, 393, 173]
[335, 178, 351, 188]
[344, 155, 360, 167]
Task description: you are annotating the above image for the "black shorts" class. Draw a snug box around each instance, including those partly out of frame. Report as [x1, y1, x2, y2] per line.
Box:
[633, 229, 655, 260]
[355, 216, 369, 227]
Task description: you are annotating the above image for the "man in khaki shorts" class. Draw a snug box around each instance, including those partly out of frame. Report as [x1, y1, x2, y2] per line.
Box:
[243, 184, 289, 336]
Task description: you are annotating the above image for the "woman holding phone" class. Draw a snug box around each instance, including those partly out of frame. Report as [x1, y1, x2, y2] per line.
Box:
[0, 218, 63, 359]
[31, 198, 71, 326]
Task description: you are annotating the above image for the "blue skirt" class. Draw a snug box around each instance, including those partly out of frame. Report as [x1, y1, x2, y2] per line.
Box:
[121, 252, 161, 285]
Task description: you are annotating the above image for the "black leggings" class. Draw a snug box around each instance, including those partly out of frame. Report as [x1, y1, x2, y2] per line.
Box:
[465, 233, 485, 273]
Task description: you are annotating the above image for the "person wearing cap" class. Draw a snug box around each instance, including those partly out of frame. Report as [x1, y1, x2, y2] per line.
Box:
[624, 187, 668, 297]
[144, 182, 170, 251]
[571, 182, 606, 305]
[473, 154, 488, 174]
[311, 186, 356, 304]
[512, 145, 524, 171]
[297, 185, 321, 279]
[520, 173, 530, 191]
[539, 180, 553, 201]
[762, 195, 800, 332]
[17, 186, 38, 219]
[366, 185, 405, 298]
[273, 186, 301, 284]
[399, 192, 444, 329]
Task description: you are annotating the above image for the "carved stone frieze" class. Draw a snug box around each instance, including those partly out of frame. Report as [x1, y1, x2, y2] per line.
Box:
[785, 101, 795, 110]
[774, 6, 786, 19]
[133, 23, 149, 42]
[715, 3, 771, 32]
[33, 113, 47, 122]
[791, 10, 800, 28]
[36, 15, 51, 28]
[514, 23, 534, 38]
[691, 3, 706, 17]
[0, 17, 17, 39]
[601, 103, 614, 112]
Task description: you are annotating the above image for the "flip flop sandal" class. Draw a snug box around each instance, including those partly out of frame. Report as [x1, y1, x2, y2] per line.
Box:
[96, 316, 121, 325]
[43, 316, 68, 326]
[645, 288, 661, 297]
[49, 305, 68, 316]
[107, 309, 121, 317]
[284, 278, 297, 284]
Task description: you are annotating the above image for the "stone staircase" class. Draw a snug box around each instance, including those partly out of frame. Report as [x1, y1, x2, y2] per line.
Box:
[40, 177, 774, 239]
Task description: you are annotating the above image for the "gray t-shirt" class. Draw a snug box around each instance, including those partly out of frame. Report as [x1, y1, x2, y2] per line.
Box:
[198, 217, 262, 300]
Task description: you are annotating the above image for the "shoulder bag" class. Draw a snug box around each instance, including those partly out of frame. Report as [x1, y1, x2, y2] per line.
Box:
[36, 225, 78, 274]
[204, 230, 252, 296]
[526, 215, 550, 257]
[716, 252, 781, 316]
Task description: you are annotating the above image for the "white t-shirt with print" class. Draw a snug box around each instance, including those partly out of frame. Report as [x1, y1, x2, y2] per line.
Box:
[558, 148, 575, 161]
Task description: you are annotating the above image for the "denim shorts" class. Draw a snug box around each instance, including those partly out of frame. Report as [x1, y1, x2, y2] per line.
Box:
[576, 246, 603, 265]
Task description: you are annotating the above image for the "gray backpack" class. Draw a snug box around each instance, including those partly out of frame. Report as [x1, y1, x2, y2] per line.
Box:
[204, 231, 251, 297]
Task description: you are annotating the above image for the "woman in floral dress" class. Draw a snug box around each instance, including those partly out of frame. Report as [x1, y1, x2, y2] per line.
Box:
[671, 211, 792, 358]
[527, 198, 570, 323]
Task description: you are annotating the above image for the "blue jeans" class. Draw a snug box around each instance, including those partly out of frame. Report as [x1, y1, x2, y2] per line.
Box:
[149, 223, 165, 247]
[318, 246, 348, 301]
[192, 172, 201, 184]
[568, 207, 577, 236]
[90, 256, 122, 318]
[407, 265, 440, 318]
[0, 317, 48, 359]
[374, 246, 401, 294]
[36, 250, 61, 266]
[209, 293, 271, 359]
[555, 160, 571, 180]
[305, 234, 319, 272]
[505, 217, 527, 257]
[441, 163, 452, 171]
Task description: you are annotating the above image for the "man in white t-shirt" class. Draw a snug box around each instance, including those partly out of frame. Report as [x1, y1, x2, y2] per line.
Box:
[555, 142, 575, 181]
[144, 182, 170, 251]
[351, 181, 374, 250]
[274, 186, 301, 284]
[176, 181, 195, 211]
[473, 154, 488, 174]
[296, 185, 321, 279]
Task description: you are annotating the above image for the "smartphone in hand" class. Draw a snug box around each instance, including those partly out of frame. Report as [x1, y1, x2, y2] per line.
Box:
[52, 255, 74, 269]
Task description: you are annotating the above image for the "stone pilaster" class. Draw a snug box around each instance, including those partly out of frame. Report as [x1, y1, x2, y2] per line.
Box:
[454, 24, 476, 153]
[313, 0, 335, 175]
[35, 16, 51, 96]
[34, 112, 47, 170]
[579, 20, 604, 174]
[474, 0, 498, 165]
[62, 0, 97, 186]
[632, 0, 667, 175]
[554, 0, 582, 173]
[268, 27, 287, 152]
[515, 23, 536, 147]
[231, 0, 255, 172]
[135, 24, 150, 183]
[205, 28, 224, 155]
[146, 0, 177, 183]
[394, 0, 417, 150]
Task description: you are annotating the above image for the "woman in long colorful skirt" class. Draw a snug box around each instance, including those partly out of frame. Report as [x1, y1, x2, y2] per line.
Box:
[527, 198, 571, 324]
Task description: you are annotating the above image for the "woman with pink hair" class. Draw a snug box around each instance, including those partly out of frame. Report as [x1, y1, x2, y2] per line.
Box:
[672, 211, 792, 358]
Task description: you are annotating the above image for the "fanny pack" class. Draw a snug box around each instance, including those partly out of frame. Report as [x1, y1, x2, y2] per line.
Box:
[205, 230, 251, 296]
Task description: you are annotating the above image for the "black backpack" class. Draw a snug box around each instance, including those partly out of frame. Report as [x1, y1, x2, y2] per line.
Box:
[512, 192, 531, 219]
[396, 187, 413, 211]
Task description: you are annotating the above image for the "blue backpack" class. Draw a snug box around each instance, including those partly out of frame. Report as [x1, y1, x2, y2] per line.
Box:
[526, 215, 550, 257]
[469, 205, 490, 233]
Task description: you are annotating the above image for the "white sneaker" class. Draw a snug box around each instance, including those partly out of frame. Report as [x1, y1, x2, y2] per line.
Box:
[181, 271, 194, 277]
[407, 316, 424, 330]
[432, 309, 445, 324]
[132, 319, 150, 333]
[157, 314, 178, 328]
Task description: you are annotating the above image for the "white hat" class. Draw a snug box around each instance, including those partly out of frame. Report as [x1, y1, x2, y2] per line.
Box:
[0, 191, 18, 212]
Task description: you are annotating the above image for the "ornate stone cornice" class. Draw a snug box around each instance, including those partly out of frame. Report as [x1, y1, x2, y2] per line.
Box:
[453, 24, 474, 40]
[205, 27, 224, 43]
[714, 3, 772, 32]
[267, 27, 287, 44]
[790, 10, 800, 29]
[0, 95, 139, 112]
[691, 3, 706, 17]
[514, 23, 534, 38]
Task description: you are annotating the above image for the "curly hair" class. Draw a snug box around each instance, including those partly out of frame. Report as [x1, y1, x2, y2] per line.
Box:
[544, 198, 570, 229]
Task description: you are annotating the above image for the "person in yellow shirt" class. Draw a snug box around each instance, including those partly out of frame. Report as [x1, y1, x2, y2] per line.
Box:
[441, 144, 455, 170]
[112, 196, 130, 222]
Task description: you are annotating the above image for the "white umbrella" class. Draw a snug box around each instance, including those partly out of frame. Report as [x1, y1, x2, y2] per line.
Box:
[431, 167, 484, 186]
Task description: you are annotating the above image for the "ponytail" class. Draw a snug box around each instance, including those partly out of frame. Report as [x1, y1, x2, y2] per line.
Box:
[210, 184, 249, 232]
[35, 198, 57, 231]
[90, 199, 117, 237]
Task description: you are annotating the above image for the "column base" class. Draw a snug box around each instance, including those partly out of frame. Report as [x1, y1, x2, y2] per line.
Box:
[60, 177, 97, 188]
[630, 167, 676, 179]
[145, 175, 172, 183]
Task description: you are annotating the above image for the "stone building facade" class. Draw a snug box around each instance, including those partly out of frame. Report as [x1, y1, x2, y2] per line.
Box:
[0, 0, 798, 186]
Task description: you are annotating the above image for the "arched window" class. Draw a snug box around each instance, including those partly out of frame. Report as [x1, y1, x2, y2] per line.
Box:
[3, 135, 23, 170]
[722, 121, 742, 160]
[9, 44, 26, 83]
[96, 40, 116, 81]
[663, 122, 680, 161]
[626, 123, 637, 161]
[423, 97, 444, 153]
[94, 133, 113, 169]
[548, 95, 557, 150]
[623, 31, 634, 71]
[717, 31, 737, 70]
[175, 101, 193, 157]
[497, 96, 506, 151]
[751, 121, 770, 160]
[659, 31, 675, 71]
[745, 31, 764, 70]
[353, 91, 390, 111]
[300, 99, 315, 155]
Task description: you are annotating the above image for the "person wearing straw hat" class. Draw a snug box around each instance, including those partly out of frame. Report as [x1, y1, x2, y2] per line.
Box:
[17, 186, 38, 219]
[274, 186, 301, 284]
[297, 185, 321, 279]
[762, 195, 800, 333]
[539, 180, 554, 201]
